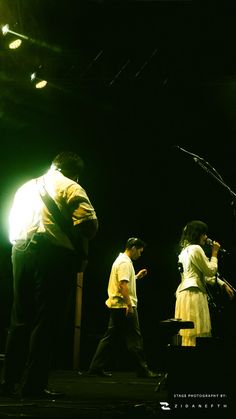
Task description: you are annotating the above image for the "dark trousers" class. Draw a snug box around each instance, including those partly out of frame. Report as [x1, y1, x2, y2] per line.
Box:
[2, 236, 77, 394]
[89, 308, 148, 374]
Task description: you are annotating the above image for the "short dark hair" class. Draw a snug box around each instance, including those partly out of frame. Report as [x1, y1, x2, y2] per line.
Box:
[125, 237, 146, 250]
[52, 151, 84, 178]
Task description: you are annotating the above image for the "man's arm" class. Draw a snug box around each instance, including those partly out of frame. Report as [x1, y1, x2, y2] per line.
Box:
[74, 219, 98, 240]
[119, 280, 134, 316]
[73, 219, 98, 272]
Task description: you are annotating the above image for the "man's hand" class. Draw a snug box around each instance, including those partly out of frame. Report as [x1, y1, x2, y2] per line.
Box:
[223, 282, 235, 300]
[126, 305, 134, 317]
[119, 280, 133, 315]
[136, 269, 147, 280]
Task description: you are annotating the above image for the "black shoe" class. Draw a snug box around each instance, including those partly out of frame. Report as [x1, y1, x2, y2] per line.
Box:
[22, 387, 65, 399]
[87, 369, 112, 378]
[43, 388, 65, 398]
[137, 369, 160, 378]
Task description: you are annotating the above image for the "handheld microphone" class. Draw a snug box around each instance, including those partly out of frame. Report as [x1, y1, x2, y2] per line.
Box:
[206, 238, 229, 255]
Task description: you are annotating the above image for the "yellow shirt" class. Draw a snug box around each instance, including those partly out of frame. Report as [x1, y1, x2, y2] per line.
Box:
[9, 167, 97, 250]
[106, 253, 138, 308]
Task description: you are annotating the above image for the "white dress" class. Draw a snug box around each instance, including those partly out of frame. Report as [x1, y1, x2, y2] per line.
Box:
[175, 244, 224, 346]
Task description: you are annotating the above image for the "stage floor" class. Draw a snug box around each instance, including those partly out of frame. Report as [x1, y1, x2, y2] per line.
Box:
[0, 368, 235, 419]
[0, 370, 168, 419]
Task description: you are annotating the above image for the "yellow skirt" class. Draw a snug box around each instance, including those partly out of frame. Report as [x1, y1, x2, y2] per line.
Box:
[175, 287, 211, 346]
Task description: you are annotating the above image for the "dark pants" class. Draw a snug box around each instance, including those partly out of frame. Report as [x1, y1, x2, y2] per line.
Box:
[89, 308, 148, 374]
[2, 236, 77, 394]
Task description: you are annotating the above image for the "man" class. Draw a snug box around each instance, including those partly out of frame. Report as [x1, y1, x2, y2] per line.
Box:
[88, 237, 158, 378]
[0, 151, 98, 398]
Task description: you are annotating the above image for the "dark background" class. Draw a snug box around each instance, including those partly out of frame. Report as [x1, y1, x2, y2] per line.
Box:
[0, 0, 236, 369]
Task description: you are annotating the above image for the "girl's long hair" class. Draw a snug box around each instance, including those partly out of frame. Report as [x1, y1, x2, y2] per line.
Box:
[179, 220, 208, 251]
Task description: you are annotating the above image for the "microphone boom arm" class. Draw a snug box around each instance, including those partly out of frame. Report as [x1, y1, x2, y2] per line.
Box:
[193, 157, 236, 201]
[175, 145, 236, 200]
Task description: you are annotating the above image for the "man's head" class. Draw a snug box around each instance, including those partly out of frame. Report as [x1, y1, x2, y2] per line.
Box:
[125, 237, 146, 261]
[51, 151, 84, 181]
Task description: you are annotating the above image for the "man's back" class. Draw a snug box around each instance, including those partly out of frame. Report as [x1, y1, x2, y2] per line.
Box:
[9, 166, 97, 250]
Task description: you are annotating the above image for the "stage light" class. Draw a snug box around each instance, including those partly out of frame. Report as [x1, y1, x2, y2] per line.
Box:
[35, 80, 47, 89]
[30, 72, 47, 89]
[1, 23, 61, 52]
[30, 72, 36, 81]
[1, 24, 9, 35]
[1, 24, 28, 40]
[9, 39, 22, 49]
[1, 24, 22, 49]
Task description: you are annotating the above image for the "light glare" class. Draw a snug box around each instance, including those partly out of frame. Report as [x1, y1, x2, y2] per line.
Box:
[9, 39, 22, 49]
[2, 24, 9, 35]
[35, 80, 47, 89]
[30, 72, 36, 81]
[9, 182, 43, 244]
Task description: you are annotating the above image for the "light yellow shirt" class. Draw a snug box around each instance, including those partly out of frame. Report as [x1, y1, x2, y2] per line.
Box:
[9, 167, 97, 250]
[106, 253, 138, 308]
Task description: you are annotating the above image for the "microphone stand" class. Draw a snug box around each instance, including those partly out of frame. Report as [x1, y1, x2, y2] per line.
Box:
[217, 273, 236, 294]
[175, 146, 236, 293]
[175, 146, 236, 231]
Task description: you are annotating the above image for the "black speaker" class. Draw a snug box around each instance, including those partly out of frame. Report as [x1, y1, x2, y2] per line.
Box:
[166, 339, 231, 390]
